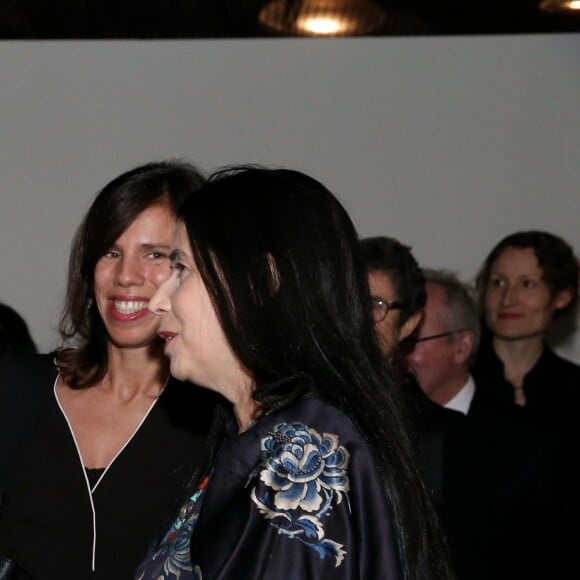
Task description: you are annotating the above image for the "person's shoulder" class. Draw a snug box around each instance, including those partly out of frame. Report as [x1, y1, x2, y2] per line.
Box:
[535, 347, 580, 403]
[543, 347, 580, 376]
[0, 350, 57, 391]
[0, 352, 58, 471]
[265, 396, 365, 448]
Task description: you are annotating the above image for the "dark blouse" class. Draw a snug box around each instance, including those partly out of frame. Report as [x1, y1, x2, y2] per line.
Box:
[401, 366, 572, 580]
[0, 352, 215, 580]
[472, 339, 580, 579]
[473, 338, 580, 427]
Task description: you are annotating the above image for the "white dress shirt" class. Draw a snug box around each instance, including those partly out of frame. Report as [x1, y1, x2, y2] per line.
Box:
[444, 375, 475, 415]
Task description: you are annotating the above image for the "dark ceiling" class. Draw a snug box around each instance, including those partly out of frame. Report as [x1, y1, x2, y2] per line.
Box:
[1, 0, 580, 39]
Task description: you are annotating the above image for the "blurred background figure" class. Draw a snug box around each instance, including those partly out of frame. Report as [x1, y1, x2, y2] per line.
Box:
[361, 237, 479, 579]
[0, 302, 37, 354]
[472, 231, 580, 577]
[407, 268, 566, 580]
[473, 230, 580, 424]
[363, 236, 424, 360]
[368, 236, 508, 580]
[407, 270, 495, 418]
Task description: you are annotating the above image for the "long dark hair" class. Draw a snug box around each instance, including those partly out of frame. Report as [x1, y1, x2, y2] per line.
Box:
[179, 166, 453, 579]
[57, 160, 205, 388]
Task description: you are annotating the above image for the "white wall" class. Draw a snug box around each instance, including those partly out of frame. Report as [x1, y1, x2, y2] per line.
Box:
[1, 35, 579, 362]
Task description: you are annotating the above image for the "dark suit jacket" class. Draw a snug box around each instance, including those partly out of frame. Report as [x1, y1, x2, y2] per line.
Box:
[403, 372, 563, 580]
[0, 352, 56, 478]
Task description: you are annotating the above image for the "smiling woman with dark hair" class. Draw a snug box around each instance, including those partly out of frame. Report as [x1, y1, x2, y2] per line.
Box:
[0, 160, 215, 580]
[473, 230, 580, 422]
[136, 166, 454, 580]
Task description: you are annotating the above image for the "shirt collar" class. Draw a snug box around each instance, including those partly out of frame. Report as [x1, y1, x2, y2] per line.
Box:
[444, 375, 475, 415]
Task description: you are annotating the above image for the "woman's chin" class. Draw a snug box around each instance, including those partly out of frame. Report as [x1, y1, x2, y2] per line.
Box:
[168, 360, 188, 382]
[493, 329, 546, 342]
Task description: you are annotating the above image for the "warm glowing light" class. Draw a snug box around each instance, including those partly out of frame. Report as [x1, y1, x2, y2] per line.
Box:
[540, 0, 580, 13]
[299, 16, 346, 35]
[259, 0, 387, 37]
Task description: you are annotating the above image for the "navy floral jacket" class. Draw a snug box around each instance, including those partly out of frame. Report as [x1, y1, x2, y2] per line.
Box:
[187, 396, 401, 579]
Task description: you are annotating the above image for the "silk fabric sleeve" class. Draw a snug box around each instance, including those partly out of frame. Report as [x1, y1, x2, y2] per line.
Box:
[189, 398, 401, 580]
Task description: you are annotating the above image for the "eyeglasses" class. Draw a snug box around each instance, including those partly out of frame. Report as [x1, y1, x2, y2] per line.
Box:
[410, 330, 466, 344]
[371, 296, 406, 323]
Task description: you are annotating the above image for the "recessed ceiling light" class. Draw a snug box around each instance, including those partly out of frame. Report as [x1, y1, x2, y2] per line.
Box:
[259, 0, 387, 37]
[539, 0, 580, 14]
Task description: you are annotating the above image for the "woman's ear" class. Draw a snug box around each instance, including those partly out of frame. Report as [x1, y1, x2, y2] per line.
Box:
[553, 289, 573, 311]
[398, 310, 423, 343]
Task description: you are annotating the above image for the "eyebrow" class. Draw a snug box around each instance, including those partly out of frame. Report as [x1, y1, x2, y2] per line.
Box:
[143, 243, 171, 250]
[170, 249, 182, 260]
[108, 242, 171, 251]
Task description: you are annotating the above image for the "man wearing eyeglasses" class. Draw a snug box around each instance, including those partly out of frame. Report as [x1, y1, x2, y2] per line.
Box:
[406, 269, 482, 415]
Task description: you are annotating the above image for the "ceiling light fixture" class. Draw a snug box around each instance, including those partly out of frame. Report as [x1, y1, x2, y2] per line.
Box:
[259, 0, 388, 37]
[539, 0, 580, 14]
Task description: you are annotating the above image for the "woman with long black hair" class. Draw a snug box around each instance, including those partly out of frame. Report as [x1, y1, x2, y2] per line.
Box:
[136, 166, 453, 580]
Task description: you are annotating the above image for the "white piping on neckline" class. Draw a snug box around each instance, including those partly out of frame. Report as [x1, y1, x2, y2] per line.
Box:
[53, 376, 160, 572]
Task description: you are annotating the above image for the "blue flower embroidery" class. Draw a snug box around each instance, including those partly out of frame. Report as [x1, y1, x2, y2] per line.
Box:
[250, 422, 350, 567]
[135, 476, 208, 580]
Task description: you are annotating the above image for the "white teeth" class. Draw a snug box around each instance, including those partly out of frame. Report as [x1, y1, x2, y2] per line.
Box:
[113, 300, 148, 314]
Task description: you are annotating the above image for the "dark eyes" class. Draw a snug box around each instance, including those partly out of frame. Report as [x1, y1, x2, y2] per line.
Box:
[146, 251, 167, 260]
[489, 277, 538, 290]
[101, 250, 168, 260]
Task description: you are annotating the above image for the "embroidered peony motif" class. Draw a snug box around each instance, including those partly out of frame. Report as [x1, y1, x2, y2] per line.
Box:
[250, 422, 350, 567]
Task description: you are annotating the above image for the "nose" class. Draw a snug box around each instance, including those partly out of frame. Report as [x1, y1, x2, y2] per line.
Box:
[149, 279, 172, 315]
[114, 257, 145, 288]
[500, 283, 518, 307]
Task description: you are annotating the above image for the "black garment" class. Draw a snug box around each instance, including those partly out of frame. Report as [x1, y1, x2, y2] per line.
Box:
[85, 468, 106, 489]
[0, 352, 216, 580]
[187, 396, 401, 579]
[401, 372, 560, 580]
[473, 338, 580, 578]
[473, 337, 580, 427]
[400, 374, 485, 579]
[463, 386, 559, 580]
